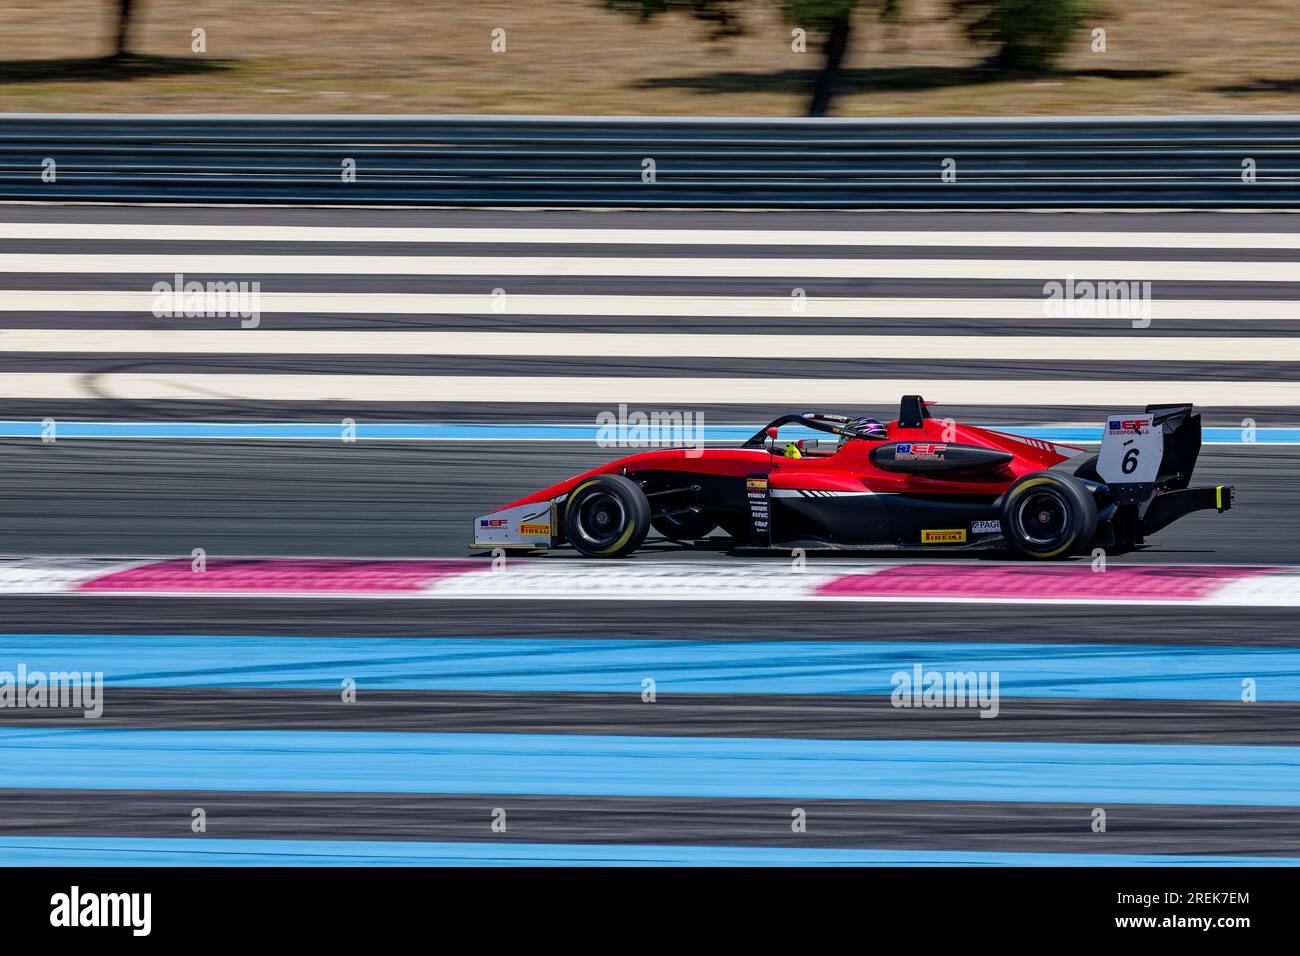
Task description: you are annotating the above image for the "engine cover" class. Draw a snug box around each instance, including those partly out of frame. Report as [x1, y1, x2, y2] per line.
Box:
[870, 441, 1013, 475]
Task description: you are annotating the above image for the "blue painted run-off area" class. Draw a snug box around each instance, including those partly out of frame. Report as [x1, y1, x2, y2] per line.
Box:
[0, 422, 1294, 444]
[2, 729, 1299, 806]
[0, 836, 1294, 867]
[2, 635, 1296, 700]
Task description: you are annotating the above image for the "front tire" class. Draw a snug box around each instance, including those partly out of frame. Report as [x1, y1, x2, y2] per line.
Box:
[563, 474, 650, 558]
[1000, 472, 1097, 560]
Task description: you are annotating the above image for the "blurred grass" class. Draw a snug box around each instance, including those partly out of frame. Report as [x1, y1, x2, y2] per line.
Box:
[0, 0, 1296, 115]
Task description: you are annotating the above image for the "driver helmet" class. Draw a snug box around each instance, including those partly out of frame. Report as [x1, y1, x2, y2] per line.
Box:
[838, 417, 887, 450]
[847, 417, 888, 439]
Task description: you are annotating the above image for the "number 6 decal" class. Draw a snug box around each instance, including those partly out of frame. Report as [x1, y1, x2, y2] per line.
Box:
[1099, 413, 1163, 484]
[1122, 446, 1140, 474]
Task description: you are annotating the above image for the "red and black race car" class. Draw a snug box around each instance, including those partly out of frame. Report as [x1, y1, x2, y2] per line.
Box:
[472, 396, 1234, 560]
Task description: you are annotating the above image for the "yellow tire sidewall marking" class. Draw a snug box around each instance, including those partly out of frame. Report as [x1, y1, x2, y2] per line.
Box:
[569, 478, 637, 556]
[1009, 477, 1078, 558]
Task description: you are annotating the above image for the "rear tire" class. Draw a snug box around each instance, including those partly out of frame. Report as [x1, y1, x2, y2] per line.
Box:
[563, 474, 650, 558]
[1000, 472, 1097, 560]
[651, 511, 716, 542]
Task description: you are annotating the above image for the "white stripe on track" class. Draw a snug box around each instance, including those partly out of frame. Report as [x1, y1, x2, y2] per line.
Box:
[4, 223, 1300, 249]
[1, 329, 1295, 361]
[0, 374, 1296, 405]
[0, 254, 1294, 281]
[1, 291, 1296, 320]
[3, 556, 1300, 606]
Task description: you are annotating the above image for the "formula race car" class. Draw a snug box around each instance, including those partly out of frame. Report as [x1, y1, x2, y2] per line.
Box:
[471, 396, 1235, 559]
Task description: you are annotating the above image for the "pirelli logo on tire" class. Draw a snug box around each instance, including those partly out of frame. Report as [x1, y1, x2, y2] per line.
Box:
[922, 529, 967, 544]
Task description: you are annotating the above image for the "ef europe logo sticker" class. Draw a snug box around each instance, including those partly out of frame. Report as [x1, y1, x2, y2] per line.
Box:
[1108, 418, 1150, 433]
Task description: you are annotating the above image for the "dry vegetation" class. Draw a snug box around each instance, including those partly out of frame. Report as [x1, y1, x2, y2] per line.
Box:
[0, 0, 1297, 115]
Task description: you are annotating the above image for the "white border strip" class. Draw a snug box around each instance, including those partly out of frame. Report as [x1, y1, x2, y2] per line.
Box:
[3, 557, 1299, 608]
[2, 330, 1296, 362]
[5, 223, 1300, 249]
[0, 254, 1294, 281]
[4, 291, 1294, 320]
[0, 374, 1295, 405]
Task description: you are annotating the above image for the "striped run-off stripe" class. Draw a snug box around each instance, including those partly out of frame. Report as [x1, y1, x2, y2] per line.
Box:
[4, 223, 1300, 248]
[0, 212, 1298, 415]
[2, 329, 1298, 361]
[0, 373, 1296, 405]
[2, 253, 1298, 281]
[4, 552, 1297, 864]
[2, 557, 1298, 607]
[1, 291, 1294, 320]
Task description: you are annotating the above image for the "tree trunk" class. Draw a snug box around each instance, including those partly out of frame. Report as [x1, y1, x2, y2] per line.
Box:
[808, 11, 852, 118]
[115, 0, 135, 57]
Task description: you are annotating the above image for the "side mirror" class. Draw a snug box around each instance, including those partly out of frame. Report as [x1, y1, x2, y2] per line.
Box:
[766, 427, 779, 441]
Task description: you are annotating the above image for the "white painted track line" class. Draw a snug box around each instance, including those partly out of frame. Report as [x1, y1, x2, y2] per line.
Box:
[1, 329, 1296, 361]
[1, 292, 1294, 321]
[4, 223, 1300, 249]
[0, 373, 1296, 405]
[1, 254, 1295, 281]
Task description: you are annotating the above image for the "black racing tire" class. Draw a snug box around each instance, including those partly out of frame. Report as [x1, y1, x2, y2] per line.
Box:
[563, 474, 651, 558]
[651, 510, 716, 542]
[1000, 472, 1098, 560]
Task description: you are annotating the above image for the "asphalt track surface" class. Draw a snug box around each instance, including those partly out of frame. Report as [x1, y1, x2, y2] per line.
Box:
[2, 789, 1298, 856]
[0, 440, 1290, 563]
[2, 204, 1299, 865]
[1, 438, 1296, 859]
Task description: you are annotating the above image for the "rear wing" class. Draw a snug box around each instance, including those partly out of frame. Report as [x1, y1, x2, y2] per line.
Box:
[1145, 403, 1201, 491]
[1097, 403, 1201, 504]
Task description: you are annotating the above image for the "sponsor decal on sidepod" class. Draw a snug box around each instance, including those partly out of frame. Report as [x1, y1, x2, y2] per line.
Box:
[896, 442, 947, 461]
